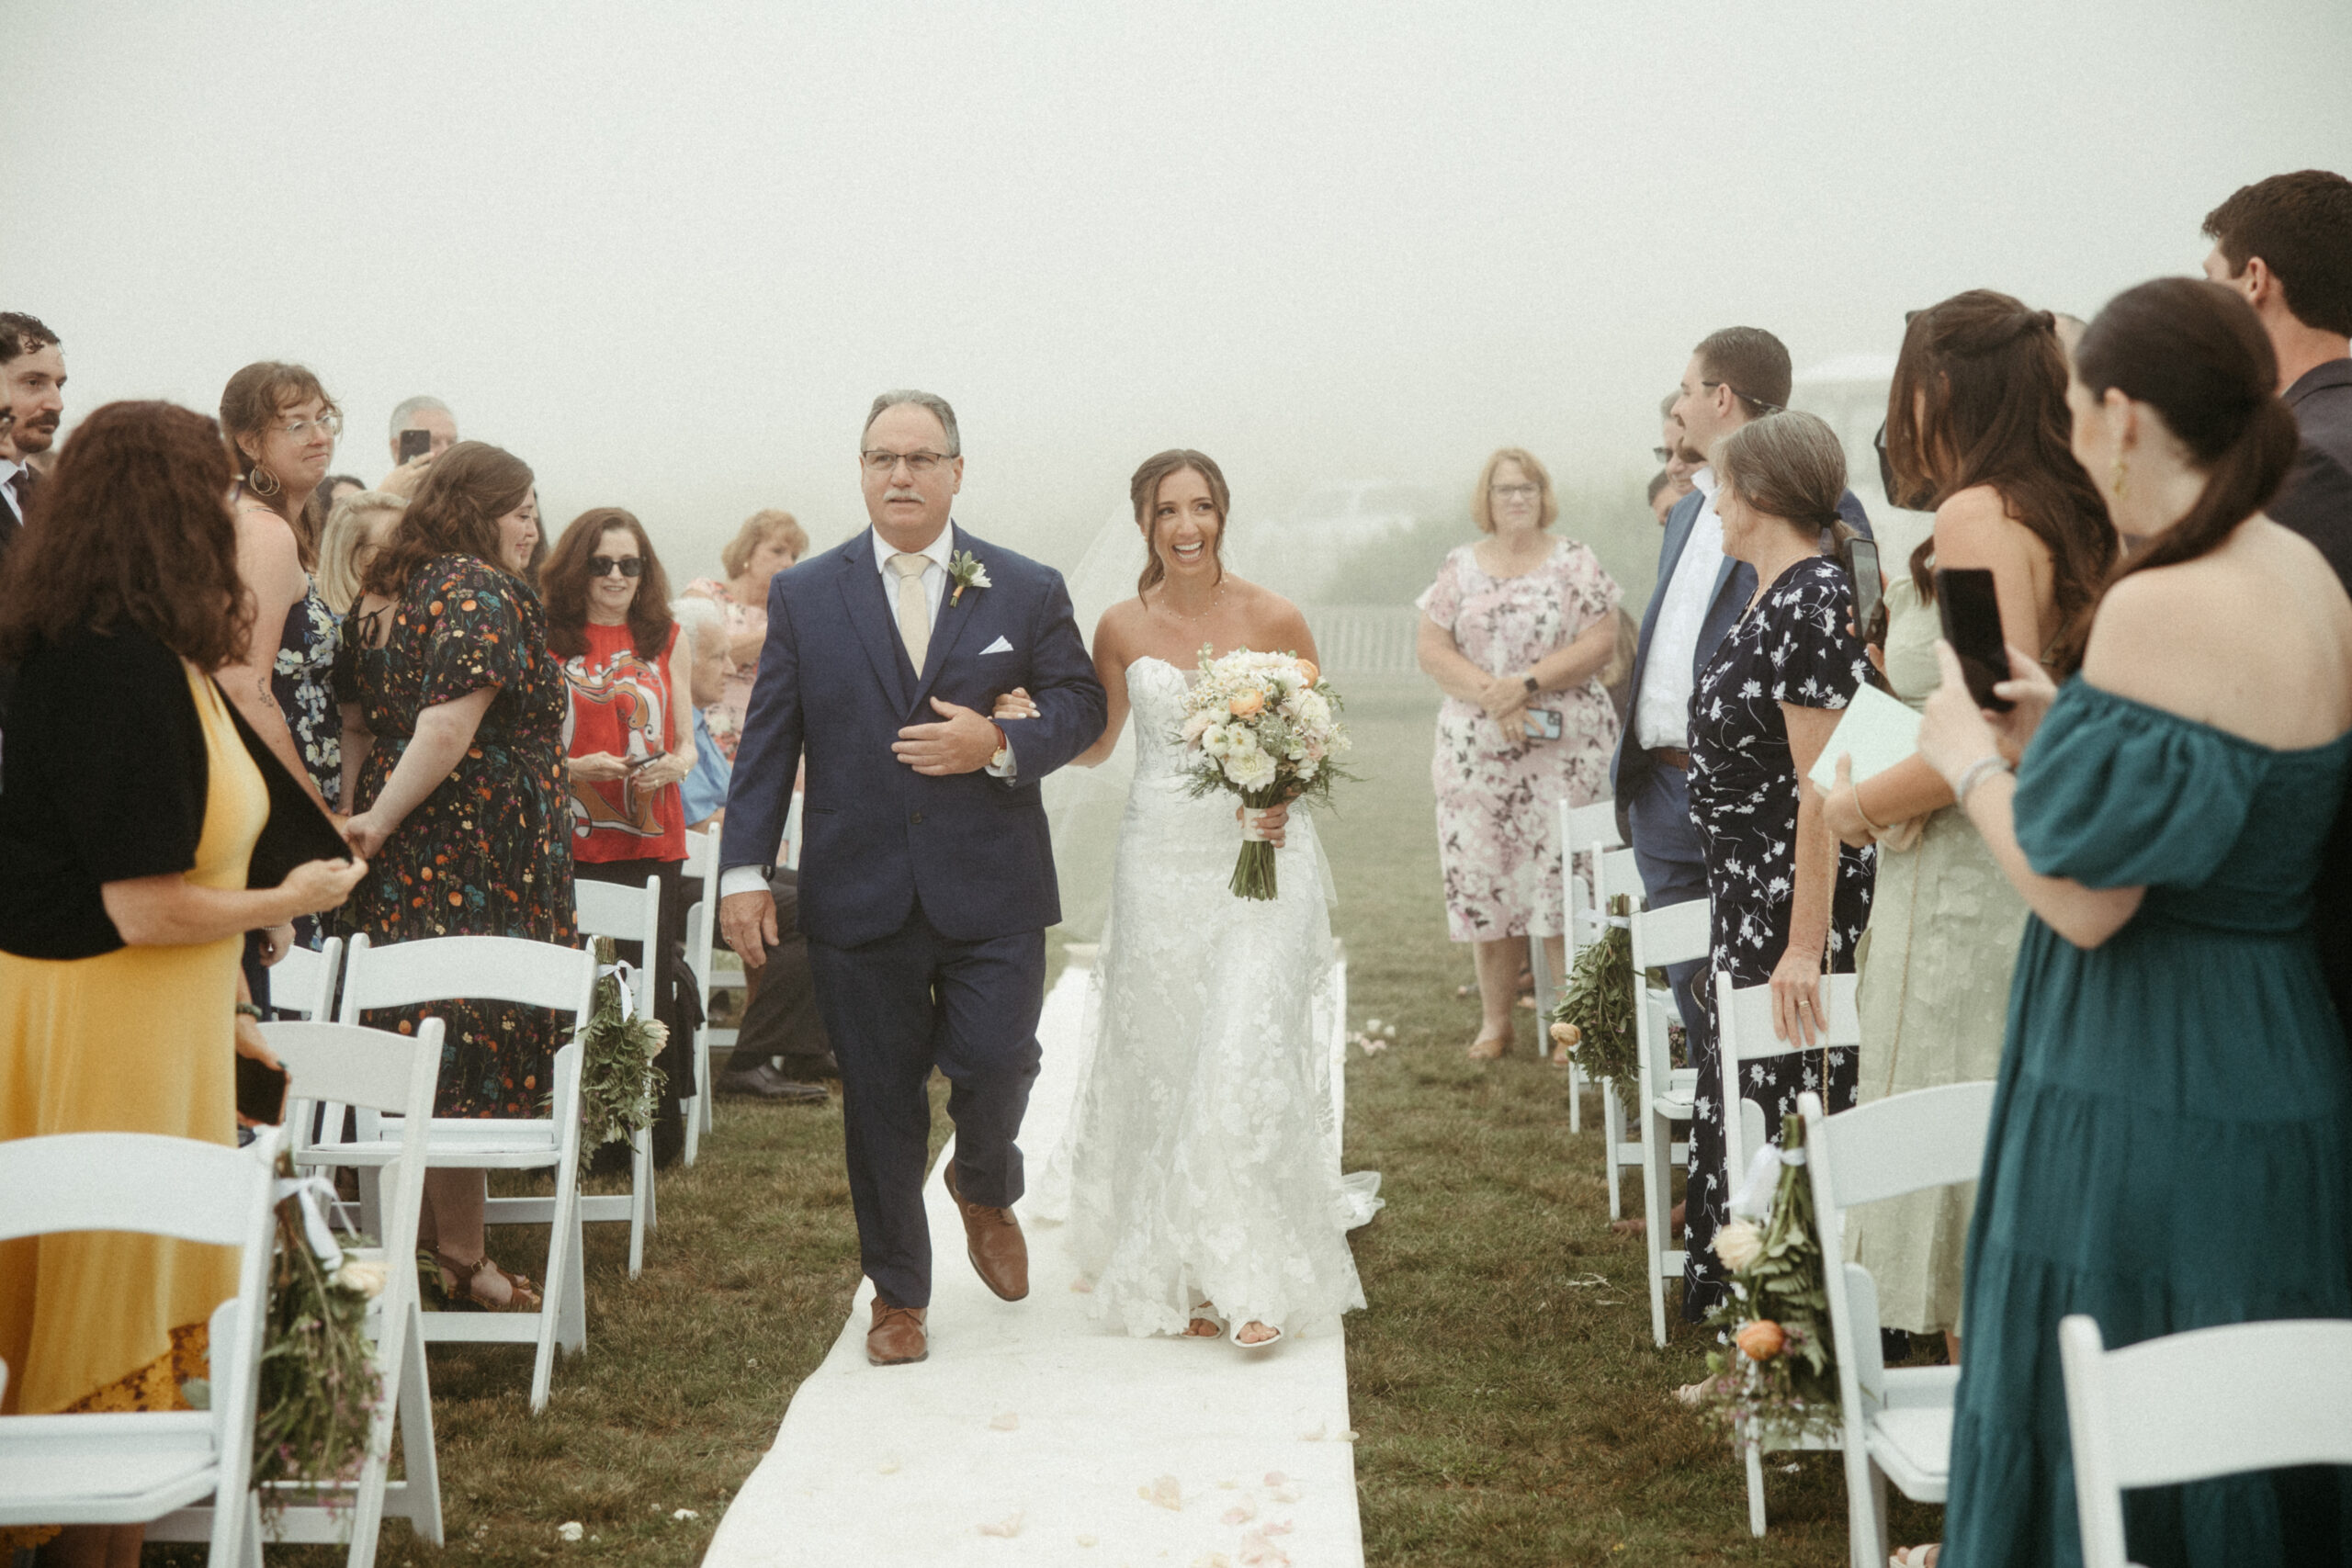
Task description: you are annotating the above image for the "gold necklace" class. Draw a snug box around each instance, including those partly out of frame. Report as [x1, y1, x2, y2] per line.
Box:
[1156, 585, 1225, 623]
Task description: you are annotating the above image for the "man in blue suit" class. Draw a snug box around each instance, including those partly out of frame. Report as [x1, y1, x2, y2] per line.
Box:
[718, 390, 1107, 1365]
[1611, 330, 1871, 1299]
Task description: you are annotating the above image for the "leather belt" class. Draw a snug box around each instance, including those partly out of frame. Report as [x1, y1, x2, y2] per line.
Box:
[1651, 747, 1691, 770]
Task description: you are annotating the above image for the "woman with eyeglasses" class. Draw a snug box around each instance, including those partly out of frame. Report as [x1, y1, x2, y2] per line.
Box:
[334, 442, 573, 1310]
[1415, 446, 1623, 1058]
[544, 508, 698, 1162]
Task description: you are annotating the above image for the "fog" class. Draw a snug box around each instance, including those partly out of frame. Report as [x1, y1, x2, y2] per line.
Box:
[6, 0, 2346, 596]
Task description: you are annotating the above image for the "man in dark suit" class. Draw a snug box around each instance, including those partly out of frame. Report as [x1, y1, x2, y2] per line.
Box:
[0, 313, 65, 560]
[1608, 329, 1871, 1274]
[717, 390, 1106, 1366]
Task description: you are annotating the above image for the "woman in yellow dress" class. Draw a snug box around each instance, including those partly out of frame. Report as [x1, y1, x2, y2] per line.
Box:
[0, 400, 366, 1566]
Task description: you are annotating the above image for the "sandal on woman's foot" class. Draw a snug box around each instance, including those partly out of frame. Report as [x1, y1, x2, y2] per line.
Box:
[1465, 1034, 1507, 1061]
[1890, 1547, 1939, 1568]
[1185, 1303, 1225, 1337]
[433, 1248, 542, 1313]
[1231, 1319, 1283, 1349]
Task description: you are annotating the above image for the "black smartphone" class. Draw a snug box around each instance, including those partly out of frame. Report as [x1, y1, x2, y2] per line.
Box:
[1935, 567, 2015, 713]
[1840, 536, 1887, 648]
[236, 1052, 289, 1125]
[398, 427, 432, 464]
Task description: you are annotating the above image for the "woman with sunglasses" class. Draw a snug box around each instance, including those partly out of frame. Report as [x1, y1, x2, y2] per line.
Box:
[544, 507, 698, 1163]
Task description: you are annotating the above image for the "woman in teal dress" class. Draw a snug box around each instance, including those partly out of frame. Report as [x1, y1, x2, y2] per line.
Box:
[1911, 277, 2352, 1567]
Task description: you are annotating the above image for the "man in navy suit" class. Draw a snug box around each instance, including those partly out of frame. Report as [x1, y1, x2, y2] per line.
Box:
[1610, 330, 1871, 1292]
[718, 391, 1107, 1365]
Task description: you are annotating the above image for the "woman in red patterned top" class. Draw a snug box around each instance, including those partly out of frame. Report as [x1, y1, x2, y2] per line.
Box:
[544, 507, 699, 1163]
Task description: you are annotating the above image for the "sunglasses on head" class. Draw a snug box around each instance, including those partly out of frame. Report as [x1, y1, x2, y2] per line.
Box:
[589, 556, 644, 579]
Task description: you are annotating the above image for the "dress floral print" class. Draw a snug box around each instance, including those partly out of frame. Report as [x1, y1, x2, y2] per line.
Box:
[271, 580, 342, 807]
[332, 555, 578, 1118]
[1679, 554, 1876, 1315]
[1417, 540, 1622, 942]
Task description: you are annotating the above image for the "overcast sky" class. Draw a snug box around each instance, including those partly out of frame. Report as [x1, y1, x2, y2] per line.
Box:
[6, 0, 2346, 572]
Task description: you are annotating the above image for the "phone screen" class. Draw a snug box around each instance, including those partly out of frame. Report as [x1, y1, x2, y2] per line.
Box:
[1523, 708, 1564, 741]
[235, 1052, 289, 1125]
[1935, 568, 2015, 713]
[398, 428, 432, 464]
[1843, 538, 1884, 641]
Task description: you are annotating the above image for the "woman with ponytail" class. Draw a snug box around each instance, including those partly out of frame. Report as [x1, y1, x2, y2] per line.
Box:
[1905, 277, 2352, 1565]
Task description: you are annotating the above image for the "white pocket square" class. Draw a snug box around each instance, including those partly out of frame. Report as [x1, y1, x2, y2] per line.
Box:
[979, 636, 1014, 655]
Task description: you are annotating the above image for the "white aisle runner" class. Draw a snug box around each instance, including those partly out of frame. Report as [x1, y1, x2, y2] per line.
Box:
[705, 965, 1367, 1568]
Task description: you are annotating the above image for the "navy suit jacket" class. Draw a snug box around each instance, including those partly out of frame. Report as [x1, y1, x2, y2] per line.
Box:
[718, 524, 1107, 950]
[1609, 483, 1874, 842]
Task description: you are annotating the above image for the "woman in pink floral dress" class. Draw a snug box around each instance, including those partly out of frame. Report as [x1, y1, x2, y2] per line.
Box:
[1415, 447, 1622, 1057]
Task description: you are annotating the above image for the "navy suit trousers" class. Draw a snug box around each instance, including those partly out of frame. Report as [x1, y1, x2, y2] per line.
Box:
[807, 904, 1046, 1310]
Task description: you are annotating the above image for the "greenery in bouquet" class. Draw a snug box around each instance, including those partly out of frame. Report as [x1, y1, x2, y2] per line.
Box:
[1545, 895, 1637, 1085]
[577, 935, 669, 1171]
[243, 1169, 388, 1518]
[1692, 1111, 1842, 1443]
[1180, 643, 1353, 900]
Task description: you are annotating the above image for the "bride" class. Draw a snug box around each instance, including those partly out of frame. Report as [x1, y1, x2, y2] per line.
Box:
[1000, 448, 1371, 1350]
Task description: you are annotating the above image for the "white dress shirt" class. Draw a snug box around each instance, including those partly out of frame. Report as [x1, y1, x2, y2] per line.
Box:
[1633, 466, 1725, 751]
[0, 457, 26, 526]
[718, 522, 1012, 896]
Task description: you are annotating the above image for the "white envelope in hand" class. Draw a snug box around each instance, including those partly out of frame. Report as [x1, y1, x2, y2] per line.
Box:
[1807, 682, 1922, 795]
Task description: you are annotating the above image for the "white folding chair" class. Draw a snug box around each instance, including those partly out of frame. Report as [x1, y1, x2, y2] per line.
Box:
[271, 935, 343, 1021]
[0, 1128, 287, 1567]
[154, 1021, 445, 1567]
[1540, 797, 1624, 1134]
[677, 829, 722, 1163]
[1713, 975, 1860, 1535]
[1801, 1083, 1995, 1568]
[1630, 896, 1709, 1347]
[1591, 842, 1652, 1223]
[2060, 1314, 2352, 1568]
[322, 933, 596, 1415]
[571, 874, 662, 1279]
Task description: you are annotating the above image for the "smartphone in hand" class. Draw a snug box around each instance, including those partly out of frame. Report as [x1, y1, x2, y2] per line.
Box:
[1935, 567, 2015, 713]
[235, 1051, 289, 1125]
[1840, 536, 1887, 646]
[398, 427, 432, 464]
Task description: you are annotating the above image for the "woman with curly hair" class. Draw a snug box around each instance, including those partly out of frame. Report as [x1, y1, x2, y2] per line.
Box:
[334, 440, 574, 1310]
[0, 400, 364, 1561]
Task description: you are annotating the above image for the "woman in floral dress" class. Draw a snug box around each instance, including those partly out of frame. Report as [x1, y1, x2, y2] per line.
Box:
[682, 507, 806, 760]
[1682, 413, 1875, 1319]
[1416, 447, 1622, 1058]
[335, 441, 575, 1312]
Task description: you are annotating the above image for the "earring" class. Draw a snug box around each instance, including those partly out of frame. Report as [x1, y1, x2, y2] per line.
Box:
[2110, 455, 2128, 498]
[246, 463, 281, 499]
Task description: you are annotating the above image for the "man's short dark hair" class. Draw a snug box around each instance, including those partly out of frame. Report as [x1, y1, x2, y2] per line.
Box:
[0, 313, 59, 367]
[2202, 170, 2352, 337]
[1694, 327, 1792, 417]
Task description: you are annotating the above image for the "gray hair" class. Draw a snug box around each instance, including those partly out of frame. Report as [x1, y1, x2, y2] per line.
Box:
[862, 389, 960, 456]
[671, 593, 729, 651]
[388, 394, 453, 439]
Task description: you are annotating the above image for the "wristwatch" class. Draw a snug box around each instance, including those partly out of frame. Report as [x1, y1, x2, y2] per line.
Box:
[1521, 672, 1541, 694]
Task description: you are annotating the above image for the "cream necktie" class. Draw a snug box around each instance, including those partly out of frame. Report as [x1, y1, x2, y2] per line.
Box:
[889, 552, 931, 672]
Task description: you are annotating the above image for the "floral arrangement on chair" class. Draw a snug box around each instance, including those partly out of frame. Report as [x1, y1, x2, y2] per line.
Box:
[1692, 1111, 1842, 1441]
[1180, 645, 1351, 900]
[1546, 894, 1638, 1084]
[577, 936, 669, 1171]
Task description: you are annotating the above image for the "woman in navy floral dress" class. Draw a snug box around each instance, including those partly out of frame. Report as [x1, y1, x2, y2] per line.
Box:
[1681, 414, 1876, 1318]
[334, 442, 574, 1311]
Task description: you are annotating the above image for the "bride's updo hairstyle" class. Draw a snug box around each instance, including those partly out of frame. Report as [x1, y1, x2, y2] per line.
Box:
[1130, 448, 1231, 602]
[363, 440, 537, 598]
[1710, 411, 1854, 547]
[2075, 277, 2299, 606]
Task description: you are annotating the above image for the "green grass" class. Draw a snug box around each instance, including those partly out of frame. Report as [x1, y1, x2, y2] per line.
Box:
[154, 682, 1938, 1567]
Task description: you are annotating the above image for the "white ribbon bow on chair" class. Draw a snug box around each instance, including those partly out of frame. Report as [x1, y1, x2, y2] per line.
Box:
[275, 1173, 348, 1271]
[598, 958, 639, 1020]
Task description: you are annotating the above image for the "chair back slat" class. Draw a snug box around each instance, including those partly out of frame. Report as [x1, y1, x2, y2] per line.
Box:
[1565, 797, 1625, 853]
[267, 1021, 439, 1118]
[0, 1131, 280, 1246]
[2067, 1315, 2352, 1490]
[339, 933, 597, 1022]
[1812, 1080, 1996, 1211]
[1629, 897, 1709, 972]
[1717, 974, 1860, 1066]
[271, 935, 343, 1021]
[574, 875, 662, 953]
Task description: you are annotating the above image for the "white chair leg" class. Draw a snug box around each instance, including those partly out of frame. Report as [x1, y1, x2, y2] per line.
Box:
[628, 1128, 651, 1278]
[561, 1192, 589, 1354]
[1644, 1103, 1672, 1348]
[1744, 1435, 1768, 1536]
[1603, 1083, 1626, 1221]
[395, 1300, 446, 1547]
[1566, 1059, 1584, 1135]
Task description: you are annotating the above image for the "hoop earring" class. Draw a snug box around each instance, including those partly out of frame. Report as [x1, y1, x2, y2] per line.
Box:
[246, 463, 281, 499]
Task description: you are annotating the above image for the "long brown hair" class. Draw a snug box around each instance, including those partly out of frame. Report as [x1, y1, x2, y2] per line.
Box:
[2076, 277, 2299, 616]
[1713, 412, 1853, 542]
[542, 507, 676, 661]
[1884, 290, 2116, 671]
[0, 400, 253, 669]
[1130, 449, 1231, 601]
[220, 360, 338, 570]
[364, 441, 536, 598]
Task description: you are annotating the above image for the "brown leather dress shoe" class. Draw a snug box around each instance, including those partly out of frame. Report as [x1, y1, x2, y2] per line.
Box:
[942, 1159, 1029, 1302]
[866, 1299, 928, 1365]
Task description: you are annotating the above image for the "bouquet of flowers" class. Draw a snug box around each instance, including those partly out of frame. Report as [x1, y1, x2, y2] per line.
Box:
[1690, 1111, 1843, 1442]
[1546, 895, 1638, 1084]
[1180, 644, 1351, 900]
[576, 936, 669, 1172]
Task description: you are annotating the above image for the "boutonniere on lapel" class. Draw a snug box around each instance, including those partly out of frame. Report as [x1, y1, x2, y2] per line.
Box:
[947, 550, 991, 606]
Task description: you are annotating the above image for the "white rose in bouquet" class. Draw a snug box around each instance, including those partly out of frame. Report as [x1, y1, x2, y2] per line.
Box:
[1178, 644, 1352, 900]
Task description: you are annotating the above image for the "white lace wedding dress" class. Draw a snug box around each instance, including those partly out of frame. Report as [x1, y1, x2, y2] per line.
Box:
[1034, 656, 1380, 1338]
